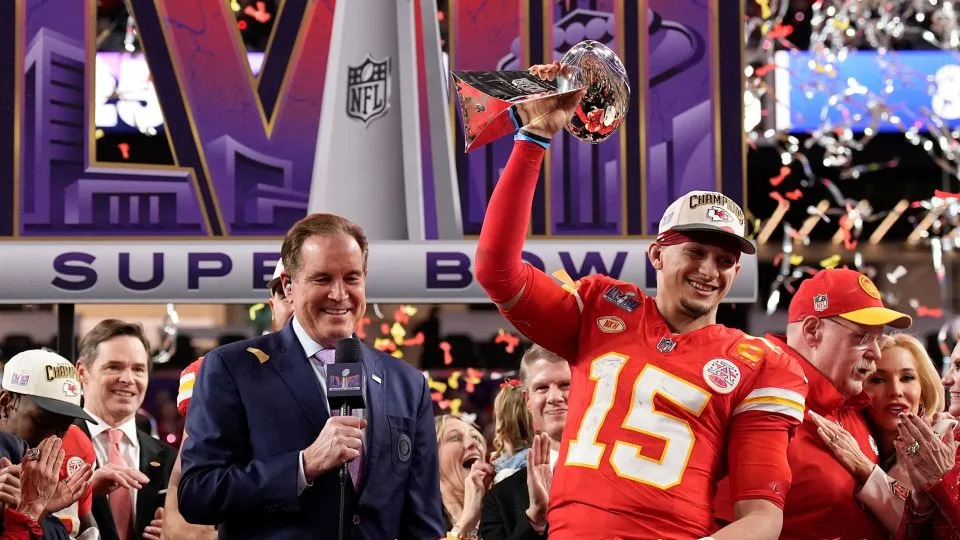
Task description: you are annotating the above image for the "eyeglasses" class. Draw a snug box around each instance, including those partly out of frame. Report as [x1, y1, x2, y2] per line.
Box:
[823, 317, 882, 349]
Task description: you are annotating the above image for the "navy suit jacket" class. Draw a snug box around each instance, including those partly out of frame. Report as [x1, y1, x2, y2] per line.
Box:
[178, 324, 444, 539]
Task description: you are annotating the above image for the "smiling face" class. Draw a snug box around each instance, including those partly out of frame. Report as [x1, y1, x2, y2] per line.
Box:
[864, 345, 922, 433]
[286, 233, 366, 347]
[649, 237, 741, 326]
[524, 358, 571, 443]
[437, 417, 487, 494]
[77, 335, 149, 427]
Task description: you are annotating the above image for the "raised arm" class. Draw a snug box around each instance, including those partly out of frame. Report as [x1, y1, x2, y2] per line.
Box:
[474, 79, 586, 359]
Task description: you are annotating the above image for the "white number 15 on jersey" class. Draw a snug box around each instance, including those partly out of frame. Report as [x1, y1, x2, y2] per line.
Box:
[565, 353, 712, 489]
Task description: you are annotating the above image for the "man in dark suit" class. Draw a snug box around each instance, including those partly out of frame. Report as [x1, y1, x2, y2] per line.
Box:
[481, 346, 570, 539]
[179, 213, 444, 539]
[75, 320, 177, 540]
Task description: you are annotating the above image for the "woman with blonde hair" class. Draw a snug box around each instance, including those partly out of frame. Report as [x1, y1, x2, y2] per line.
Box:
[490, 381, 533, 483]
[435, 414, 493, 539]
[810, 332, 946, 533]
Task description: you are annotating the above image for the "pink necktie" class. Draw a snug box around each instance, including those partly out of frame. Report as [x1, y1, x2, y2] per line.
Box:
[316, 350, 363, 489]
[107, 429, 133, 540]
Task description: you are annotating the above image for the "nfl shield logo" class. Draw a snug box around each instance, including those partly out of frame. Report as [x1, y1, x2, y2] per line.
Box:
[813, 293, 828, 312]
[657, 337, 676, 353]
[346, 55, 391, 126]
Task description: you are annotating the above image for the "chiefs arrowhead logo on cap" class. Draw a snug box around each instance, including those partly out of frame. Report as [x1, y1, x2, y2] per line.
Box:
[858, 274, 881, 299]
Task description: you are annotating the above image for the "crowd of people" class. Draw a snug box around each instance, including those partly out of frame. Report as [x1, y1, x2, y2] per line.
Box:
[0, 64, 956, 539]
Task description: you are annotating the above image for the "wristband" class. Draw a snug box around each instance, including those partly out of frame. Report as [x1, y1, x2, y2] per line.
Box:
[515, 128, 551, 150]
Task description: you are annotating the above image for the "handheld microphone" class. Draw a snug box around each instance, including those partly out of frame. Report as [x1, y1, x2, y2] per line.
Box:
[328, 338, 366, 413]
[329, 338, 366, 540]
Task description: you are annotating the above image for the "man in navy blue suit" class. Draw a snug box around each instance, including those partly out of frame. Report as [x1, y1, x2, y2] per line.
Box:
[178, 213, 444, 539]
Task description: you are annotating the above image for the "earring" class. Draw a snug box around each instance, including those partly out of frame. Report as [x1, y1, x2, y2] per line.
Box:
[918, 403, 926, 418]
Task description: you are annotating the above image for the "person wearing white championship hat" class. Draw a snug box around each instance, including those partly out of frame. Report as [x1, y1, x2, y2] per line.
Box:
[1, 349, 97, 438]
[475, 78, 806, 539]
[0, 349, 96, 537]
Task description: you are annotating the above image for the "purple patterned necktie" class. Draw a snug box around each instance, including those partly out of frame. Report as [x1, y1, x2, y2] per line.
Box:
[315, 349, 363, 489]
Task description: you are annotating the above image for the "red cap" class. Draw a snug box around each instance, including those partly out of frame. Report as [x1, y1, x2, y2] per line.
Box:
[788, 268, 912, 329]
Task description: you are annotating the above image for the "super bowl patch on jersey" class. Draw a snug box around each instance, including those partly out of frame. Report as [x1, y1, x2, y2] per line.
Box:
[702, 358, 741, 394]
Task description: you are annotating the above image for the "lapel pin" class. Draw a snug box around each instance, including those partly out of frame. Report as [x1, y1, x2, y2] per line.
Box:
[247, 347, 270, 364]
[371, 374, 382, 384]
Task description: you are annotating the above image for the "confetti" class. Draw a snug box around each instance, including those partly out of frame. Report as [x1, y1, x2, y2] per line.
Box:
[819, 254, 841, 269]
[439, 341, 453, 365]
[769, 165, 791, 187]
[494, 329, 521, 353]
[886, 265, 907, 284]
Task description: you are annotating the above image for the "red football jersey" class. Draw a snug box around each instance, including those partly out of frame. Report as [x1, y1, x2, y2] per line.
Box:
[54, 424, 95, 535]
[177, 357, 204, 417]
[502, 273, 808, 539]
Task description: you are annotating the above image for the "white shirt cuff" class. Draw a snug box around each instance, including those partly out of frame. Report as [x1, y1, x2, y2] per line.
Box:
[297, 451, 312, 495]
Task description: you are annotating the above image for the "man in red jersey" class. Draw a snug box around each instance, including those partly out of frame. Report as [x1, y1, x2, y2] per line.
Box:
[779, 268, 912, 539]
[474, 64, 808, 540]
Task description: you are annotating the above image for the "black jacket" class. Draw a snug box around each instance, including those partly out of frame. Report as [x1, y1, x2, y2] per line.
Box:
[74, 421, 176, 540]
[479, 468, 548, 540]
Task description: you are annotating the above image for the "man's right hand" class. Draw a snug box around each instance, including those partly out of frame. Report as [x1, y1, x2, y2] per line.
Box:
[515, 62, 586, 139]
[90, 463, 150, 496]
[525, 433, 552, 530]
[302, 416, 367, 482]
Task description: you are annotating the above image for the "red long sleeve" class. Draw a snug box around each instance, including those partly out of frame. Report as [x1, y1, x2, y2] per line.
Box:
[475, 141, 547, 304]
[475, 140, 581, 360]
[2, 508, 43, 540]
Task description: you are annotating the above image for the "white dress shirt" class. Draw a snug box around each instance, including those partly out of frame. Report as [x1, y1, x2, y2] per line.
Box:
[291, 317, 367, 493]
[85, 410, 141, 522]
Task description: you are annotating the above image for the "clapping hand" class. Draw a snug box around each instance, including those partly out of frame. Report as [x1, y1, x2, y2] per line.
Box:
[895, 413, 957, 492]
[0, 457, 21, 510]
[525, 433, 553, 530]
[90, 462, 149, 496]
[17, 436, 64, 521]
[808, 410, 875, 484]
[45, 460, 92, 513]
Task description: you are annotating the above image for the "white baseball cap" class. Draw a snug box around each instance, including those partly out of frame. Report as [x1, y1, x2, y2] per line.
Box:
[267, 258, 285, 292]
[2, 349, 96, 423]
[657, 190, 755, 254]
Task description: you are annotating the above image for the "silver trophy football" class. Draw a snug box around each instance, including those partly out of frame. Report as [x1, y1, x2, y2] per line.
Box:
[452, 40, 630, 151]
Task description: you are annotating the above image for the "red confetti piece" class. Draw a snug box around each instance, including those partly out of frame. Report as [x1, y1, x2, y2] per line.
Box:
[935, 190, 960, 199]
[915, 305, 943, 318]
[403, 332, 425, 346]
[380, 323, 390, 335]
[494, 329, 521, 353]
[439, 341, 453, 365]
[237, 20, 247, 31]
[769, 166, 791, 187]
[769, 191, 786, 203]
[767, 23, 794, 39]
[118, 143, 130, 160]
[393, 307, 410, 325]
[243, 1, 271, 23]
[754, 63, 778, 77]
[784, 189, 804, 201]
